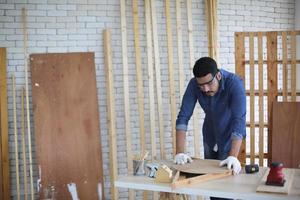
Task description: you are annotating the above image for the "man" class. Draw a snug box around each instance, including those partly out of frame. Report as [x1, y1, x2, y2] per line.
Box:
[174, 57, 246, 176]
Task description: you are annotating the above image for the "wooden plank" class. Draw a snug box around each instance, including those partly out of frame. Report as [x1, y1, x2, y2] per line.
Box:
[266, 31, 278, 165]
[176, 0, 185, 98]
[272, 102, 300, 168]
[245, 59, 300, 65]
[282, 32, 288, 101]
[234, 32, 246, 164]
[12, 75, 20, 200]
[0, 47, 10, 200]
[165, 0, 177, 156]
[120, 1, 134, 199]
[172, 171, 232, 189]
[236, 30, 300, 36]
[104, 30, 118, 200]
[132, 0, 146, 154]
[21, 88, 28, 200]
[150, 0, 165, 159]
[22, 8, 34, 199]
[249, 33, 255, 164]
[290, 31, 296, 101]
[31, 52, 104, 199]
[187, 0, 200, 158]
[145, 0, 156, 161]
[256, 168, 295, 194]
[258, 32, 264, 166]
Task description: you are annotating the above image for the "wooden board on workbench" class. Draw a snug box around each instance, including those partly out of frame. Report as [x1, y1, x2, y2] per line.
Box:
[256, 168, 295, 194]
[30, 52, 104, 200]
[170, 159, 231, 174]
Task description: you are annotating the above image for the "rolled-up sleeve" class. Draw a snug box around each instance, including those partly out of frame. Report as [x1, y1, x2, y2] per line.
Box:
[229, 77, 246, 140]
[176, 79, 198, 131]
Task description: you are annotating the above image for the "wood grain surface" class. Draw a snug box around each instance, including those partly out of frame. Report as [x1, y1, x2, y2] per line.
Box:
[30, 52, 104, 200]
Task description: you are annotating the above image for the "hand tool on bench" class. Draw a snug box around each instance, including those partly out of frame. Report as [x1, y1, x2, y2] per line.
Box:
[266, 162, 285, 186]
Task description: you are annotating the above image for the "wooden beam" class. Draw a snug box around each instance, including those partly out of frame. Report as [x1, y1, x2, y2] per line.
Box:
[266, 31, 278, 165]
[165, 0, 177, 156]
[132, 0, 146, 154]
[187, 0, 200, 158]
[249, 33, 255, 164]
[258, 32, 264, 166]
[120, 1, 134, 199]
[176, 0, 185, 98]
[21, 88, 28, 200]
[291, 31, 297, 101]
[0, 47, 10, 200]
[22, 8, 34, 199]
[234, 32, 246, 165]
[145, 0, 156, 161]
[104, 29, 118, 200]
[150, 0, 165, 159]
[282, 32, 288, 101]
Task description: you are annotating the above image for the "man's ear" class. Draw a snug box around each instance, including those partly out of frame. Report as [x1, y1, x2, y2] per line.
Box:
[216, 71, 222, 81]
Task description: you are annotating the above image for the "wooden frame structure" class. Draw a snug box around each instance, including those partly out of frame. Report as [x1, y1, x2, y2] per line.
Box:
[235, 30, 300, 166]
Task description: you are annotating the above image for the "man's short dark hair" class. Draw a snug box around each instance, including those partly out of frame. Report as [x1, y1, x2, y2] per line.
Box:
[193, 57, 218, 78]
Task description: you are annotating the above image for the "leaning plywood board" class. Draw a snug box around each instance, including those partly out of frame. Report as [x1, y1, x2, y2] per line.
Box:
[30, 52, 104, 200]
[256, 168, 295, 194]
[272, 102, 300, 168]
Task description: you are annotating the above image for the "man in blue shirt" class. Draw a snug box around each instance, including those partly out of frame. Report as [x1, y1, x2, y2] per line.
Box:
[174, 57, 246, 176]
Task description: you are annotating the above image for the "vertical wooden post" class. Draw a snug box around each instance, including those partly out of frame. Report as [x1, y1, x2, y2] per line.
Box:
[12, 75, 20, 200]
[21, 88, 28, 200]
[104, 29, 118, 200]
[132, 0, 146, 154]
[165, 0, 177, 156]
[234, 32, 246, 165]
[176, 0, 185, 98]
[150, 0, 165, 159]
[145, 0, 156, 160]
[120, 1, 134, 199]
[0, 48, 10, 200]
[257, 32, 264, 166]
[267, 31, 278, 165]
[187, 0, 200, 158]
[282, 32, 288, 101]
[290, 31, 297, 101]
[249, 33, 255, 164]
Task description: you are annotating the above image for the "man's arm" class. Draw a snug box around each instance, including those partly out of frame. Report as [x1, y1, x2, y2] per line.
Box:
[176, 130, 186, 153]
[229, 138, 242, 157]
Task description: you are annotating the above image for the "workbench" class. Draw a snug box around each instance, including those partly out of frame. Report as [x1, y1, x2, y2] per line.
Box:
[115, 167, 300, 200]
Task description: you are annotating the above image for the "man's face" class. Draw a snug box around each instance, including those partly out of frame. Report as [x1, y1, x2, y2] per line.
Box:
[196, 72, 221, 96]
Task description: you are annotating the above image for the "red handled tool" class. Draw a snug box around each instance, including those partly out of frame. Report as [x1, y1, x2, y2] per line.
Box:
[266, 162, 285, 186]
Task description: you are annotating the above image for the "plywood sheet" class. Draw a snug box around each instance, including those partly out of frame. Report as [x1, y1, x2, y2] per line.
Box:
[166, 159, 231, 174]
[272, 102, 300, 168]
[30, 52, 104, 200]
[256, 168, 294, 194]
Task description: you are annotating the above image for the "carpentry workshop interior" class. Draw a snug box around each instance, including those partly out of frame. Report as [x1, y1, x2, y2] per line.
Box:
[0, 0, 300, 199]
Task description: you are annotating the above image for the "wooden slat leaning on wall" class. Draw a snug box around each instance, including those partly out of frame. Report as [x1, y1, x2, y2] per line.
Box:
[0, 47, 10, 200]
[104, 29, 118, 200]
[120, 1, 134, 199]
[150, 0, 165, 159]
[234, 33, 246, 165]
[266, 31, 278, 165]
[249, 33, 255, 164]
[282, 32, 288, 101]
[165, 0, 177, 156]
[257, 32, 264, 166]
[290, 31, 297, 101]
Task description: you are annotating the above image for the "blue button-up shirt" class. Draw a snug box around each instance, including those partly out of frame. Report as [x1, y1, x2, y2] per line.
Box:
[176, 69, 246, 154]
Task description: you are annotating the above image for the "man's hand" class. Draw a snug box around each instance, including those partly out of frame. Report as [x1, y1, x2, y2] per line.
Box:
[174, 153, 193, 165]
[219, 156, 241, 175]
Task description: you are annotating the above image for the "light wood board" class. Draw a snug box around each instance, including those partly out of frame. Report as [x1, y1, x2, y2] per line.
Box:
[167, 159, 231, 174]
[30, 52, 104, 199]
[256, 168, 295, 194]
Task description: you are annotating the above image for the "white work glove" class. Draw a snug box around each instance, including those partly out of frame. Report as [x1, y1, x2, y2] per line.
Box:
[219, 156, 241, 175]
[174, 153, 193, 165]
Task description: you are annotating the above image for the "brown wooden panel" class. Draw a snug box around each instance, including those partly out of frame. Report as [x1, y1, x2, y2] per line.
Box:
[272, 102, 300, 168]
[0, 47, 10, 200]
[30, 52, 104, 200]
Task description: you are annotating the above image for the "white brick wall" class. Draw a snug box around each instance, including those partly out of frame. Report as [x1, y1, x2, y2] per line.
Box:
[0, 0, 295, 199]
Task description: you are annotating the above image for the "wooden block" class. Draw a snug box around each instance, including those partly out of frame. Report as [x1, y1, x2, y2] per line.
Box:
[155, 165, 173, 183]
[256, 168, 295, 194]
